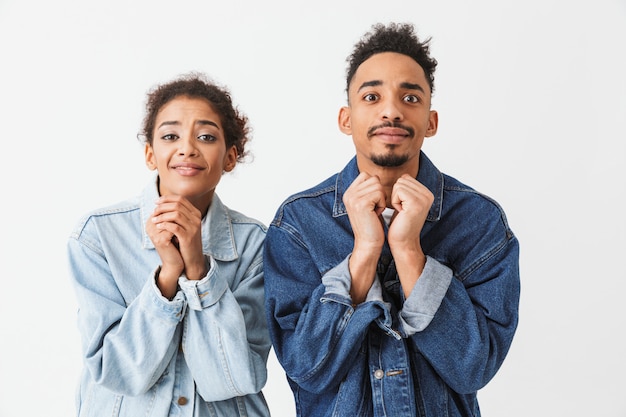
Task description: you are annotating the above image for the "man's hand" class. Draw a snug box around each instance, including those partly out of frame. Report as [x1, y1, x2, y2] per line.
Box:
[343, 172, 387, 304]
[388, 174, 433, 297]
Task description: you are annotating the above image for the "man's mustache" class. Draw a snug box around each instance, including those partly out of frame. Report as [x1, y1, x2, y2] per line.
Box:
[367, 121, 415, 138]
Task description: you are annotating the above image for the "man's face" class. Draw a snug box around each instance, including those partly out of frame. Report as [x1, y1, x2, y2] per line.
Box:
[339, 52, 438, 174]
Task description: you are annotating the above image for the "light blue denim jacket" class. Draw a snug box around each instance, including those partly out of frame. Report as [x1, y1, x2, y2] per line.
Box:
[68, 175, 271, 417]
[264, 152, 520, 417]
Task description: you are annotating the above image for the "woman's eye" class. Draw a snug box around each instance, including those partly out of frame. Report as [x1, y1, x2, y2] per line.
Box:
[198, 134, 217, 142]
[162, 134, 178, 141]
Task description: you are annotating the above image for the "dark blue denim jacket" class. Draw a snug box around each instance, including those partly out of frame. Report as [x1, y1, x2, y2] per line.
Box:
[264, 152, 520, 417]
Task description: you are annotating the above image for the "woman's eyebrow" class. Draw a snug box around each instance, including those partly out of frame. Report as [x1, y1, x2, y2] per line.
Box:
[196, 120, 219, 129]
[157, 120, 180, 129]
[157, 119, 220, 129]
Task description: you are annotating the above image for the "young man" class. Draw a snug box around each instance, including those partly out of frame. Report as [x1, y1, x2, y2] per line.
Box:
[264, 23, 520, 417]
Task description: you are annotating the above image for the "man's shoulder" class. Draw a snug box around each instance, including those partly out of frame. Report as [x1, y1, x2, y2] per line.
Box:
[441, 173, 508, 217]
[279, 157, 357, 207]
[438, 172, 515, 250]
[270, 172, 339, 226]
[284, 174, 337, 204]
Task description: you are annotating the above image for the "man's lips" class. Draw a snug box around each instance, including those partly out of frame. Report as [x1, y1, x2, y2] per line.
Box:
[370, 127, 411, 143]
[373, 127, 410, 136]
[367, 123, 415, 140]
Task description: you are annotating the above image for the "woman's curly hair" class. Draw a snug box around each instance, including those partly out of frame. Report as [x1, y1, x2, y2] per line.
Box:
[139, 72, 250, 163]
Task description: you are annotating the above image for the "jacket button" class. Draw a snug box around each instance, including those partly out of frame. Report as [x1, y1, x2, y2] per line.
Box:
[374, 369, 384, 379]
[177, 396, 188, 406]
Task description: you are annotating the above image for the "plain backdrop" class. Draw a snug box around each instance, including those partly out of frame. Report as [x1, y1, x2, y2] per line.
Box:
[1, 1, 625, 416]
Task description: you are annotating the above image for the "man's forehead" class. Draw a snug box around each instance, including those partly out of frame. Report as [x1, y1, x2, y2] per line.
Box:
[351, 63, 429, 96]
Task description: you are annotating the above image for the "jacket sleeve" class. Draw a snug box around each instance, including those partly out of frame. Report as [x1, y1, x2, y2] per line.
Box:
[68, 236, 183, 396]
[263, 224, 388, 393]
[180, 251, 270, 401]
[407, 234, 520, 394]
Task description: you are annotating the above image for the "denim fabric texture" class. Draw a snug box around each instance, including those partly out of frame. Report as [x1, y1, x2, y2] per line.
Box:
[264, 152, 520, 417]
[68, 175, 271, 417]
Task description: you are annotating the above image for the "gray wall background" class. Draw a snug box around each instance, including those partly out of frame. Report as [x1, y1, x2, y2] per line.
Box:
[1, 1, 624, 416]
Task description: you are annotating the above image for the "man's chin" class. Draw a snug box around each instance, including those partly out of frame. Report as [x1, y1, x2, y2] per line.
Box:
[371, 153, 409, 167]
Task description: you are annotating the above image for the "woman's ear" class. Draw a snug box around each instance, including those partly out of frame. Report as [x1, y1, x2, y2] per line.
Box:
[145, 144, 157, 170]
[338, 106, 352, 135]
[223, 145, 238, 173]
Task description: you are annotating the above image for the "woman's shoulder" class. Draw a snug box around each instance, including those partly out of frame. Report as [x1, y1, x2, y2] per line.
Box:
[70, 196, 141, 239]
[226, 206, 267, 233]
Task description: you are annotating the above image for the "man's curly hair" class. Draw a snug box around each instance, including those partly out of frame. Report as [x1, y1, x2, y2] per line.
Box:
[139, 72, 250, 163]
[345, 22, 438, 99]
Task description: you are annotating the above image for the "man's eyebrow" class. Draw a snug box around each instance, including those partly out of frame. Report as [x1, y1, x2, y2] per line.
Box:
[357, 80, 382, 92]
[357, 80, 426, 94]
[400, 82, 425, 93]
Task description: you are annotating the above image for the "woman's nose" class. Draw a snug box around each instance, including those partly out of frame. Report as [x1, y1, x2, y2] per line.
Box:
[178, 136, 198, 156]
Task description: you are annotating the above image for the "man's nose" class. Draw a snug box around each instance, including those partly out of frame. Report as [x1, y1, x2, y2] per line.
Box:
[381, 99, 403, 121]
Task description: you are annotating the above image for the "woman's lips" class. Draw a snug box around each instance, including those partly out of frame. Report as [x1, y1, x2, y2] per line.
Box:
[171, 163, 205, 175]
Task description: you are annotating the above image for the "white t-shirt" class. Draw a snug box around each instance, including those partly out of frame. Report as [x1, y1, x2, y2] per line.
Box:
[381, 208, 395, 226]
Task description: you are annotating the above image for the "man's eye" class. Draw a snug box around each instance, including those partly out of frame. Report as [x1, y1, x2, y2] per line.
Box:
[198, 134, 217, 142]
[404, 95, 421, 104]
[364, 93, 378, 102]
[162, 134, 178, 141]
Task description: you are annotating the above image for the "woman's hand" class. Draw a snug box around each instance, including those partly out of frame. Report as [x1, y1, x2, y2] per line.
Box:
[146, 195, 208, 298]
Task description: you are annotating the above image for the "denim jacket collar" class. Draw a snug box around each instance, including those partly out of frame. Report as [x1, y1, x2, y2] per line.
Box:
[334, 151, 444, 222]
[139, 174, 238, 261]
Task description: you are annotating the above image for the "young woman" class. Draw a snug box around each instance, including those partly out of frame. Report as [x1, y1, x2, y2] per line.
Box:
[68, 73, 270, 416]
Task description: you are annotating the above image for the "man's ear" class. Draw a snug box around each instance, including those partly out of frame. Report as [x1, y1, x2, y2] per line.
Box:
[425, 110, 439, 137]
[338, 106, 352, 135]
[145, 144, 157, 170]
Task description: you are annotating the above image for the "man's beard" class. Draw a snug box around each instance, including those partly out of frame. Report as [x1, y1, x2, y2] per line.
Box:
[367, 121, 414, 167]
[371, 148, 410, 167]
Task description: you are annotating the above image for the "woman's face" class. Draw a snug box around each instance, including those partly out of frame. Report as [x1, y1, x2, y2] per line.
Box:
[144, 95, 237, 211]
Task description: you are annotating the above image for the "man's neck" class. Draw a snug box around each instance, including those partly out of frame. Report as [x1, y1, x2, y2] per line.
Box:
[356, 158, 420, 207]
